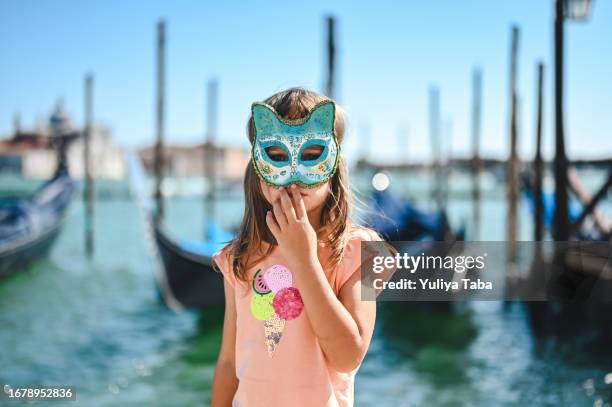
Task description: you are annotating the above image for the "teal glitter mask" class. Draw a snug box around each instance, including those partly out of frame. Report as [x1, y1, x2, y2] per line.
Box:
[251, 100, 340, 188]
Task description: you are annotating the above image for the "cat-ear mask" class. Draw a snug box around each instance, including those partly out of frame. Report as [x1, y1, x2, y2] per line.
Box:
[251, 100, 336, 137]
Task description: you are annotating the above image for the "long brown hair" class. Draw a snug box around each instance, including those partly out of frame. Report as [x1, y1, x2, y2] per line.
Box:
[221, 87, 362, 283]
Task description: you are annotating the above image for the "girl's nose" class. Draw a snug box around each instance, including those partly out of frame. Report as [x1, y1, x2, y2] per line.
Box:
[286, 184, 299, 196]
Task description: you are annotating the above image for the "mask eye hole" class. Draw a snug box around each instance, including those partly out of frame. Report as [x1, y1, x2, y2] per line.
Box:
[264, 146, 289, 162]
[300, 145, 324, 161]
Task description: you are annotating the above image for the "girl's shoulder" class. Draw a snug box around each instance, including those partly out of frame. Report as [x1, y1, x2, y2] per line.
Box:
[213, 240, 273, 288]
[346, 223, 384, 244]
[343, 224, 386, 265]
[212, 242, 237, 288]
[213, 241, 234, 265]
[331, 224, 386, 292]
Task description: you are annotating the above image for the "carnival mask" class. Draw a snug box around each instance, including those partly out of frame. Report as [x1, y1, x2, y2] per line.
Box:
[251, 100, 339, 188]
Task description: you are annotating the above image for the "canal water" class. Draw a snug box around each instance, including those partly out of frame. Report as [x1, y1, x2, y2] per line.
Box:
[1, 168, 611, 406]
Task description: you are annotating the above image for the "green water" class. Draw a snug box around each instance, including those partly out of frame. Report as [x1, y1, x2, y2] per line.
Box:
[1, 169, 612, 406]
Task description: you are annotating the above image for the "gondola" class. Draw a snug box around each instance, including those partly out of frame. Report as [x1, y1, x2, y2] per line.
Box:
[0, 164, 75, 278]
[152, 220, 231, 309]
[127, 153, 231, 310]
[522, 179, 582, 235]
[367, 188, 465, 244]
[521, 173, 612, 340]
[366, 188, 466, 304]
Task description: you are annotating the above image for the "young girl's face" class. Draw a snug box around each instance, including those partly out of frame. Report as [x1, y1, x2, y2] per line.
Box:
[259, 144, 332, 213]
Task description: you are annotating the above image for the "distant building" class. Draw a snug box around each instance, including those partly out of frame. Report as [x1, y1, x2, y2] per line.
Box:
[0, 102, 127, 179]
[67, 126, 127, 180]
[137, 142, 250, 183]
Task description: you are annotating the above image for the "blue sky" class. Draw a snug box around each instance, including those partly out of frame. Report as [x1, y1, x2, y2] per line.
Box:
[1, 0, 610, 162]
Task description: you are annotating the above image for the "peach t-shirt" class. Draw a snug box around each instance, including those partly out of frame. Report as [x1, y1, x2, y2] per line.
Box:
[212, 227, 382, 407]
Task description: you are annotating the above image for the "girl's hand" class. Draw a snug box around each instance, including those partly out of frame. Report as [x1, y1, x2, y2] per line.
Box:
[266, 184, 318, 268]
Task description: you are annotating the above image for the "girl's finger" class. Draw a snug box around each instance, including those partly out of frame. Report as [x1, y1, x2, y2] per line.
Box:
[280, 188, 298, 222]
[295, 187, 308, 221]
[266, 210, 280, 237]
[272, 199, 288, 227]
[290, 184, 305, 220]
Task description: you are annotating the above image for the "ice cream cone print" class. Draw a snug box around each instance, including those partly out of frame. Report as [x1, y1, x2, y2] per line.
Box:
[263, 313, 285, 357]
[252, 265, 305, 357]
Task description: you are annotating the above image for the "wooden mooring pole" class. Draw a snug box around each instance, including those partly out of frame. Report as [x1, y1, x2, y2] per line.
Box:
[471, 67, 483, 240]
[154, 20, 166, 225]
[429, 86, 443, 210]
[325, 15, 336, 99]
[553, 0, 570, 241]
[84, 73, 94, 256]
[397, 126, 409, 189]
[534, 62, 545, 242]
[204, 79, 218, 241]
[443, 116, 452, 209]
[507, 25, 520, 255]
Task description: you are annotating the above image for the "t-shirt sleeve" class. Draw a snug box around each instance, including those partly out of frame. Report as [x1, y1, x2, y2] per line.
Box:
[212, 246, 237, 289]
[335, 228, 389, 292]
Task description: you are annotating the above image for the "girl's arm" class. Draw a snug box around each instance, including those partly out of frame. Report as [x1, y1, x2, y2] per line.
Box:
[291, 255, 376, 373]
[266, 186, 376, 372]
[211, 279, 238, 406]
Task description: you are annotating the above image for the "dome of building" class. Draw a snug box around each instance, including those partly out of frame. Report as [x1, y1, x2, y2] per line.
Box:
[49, 101, 73, 136]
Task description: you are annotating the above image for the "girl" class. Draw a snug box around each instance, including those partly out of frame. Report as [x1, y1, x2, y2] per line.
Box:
[212, 87, 387, 407]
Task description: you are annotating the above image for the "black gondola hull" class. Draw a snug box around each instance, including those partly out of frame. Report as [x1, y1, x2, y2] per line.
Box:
[153, 223, 225, 309]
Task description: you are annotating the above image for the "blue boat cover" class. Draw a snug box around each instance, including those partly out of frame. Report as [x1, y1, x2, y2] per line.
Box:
[0, 170, 74, 249]
[178, 221, 234, 257]
[367, 189, 448, 241]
